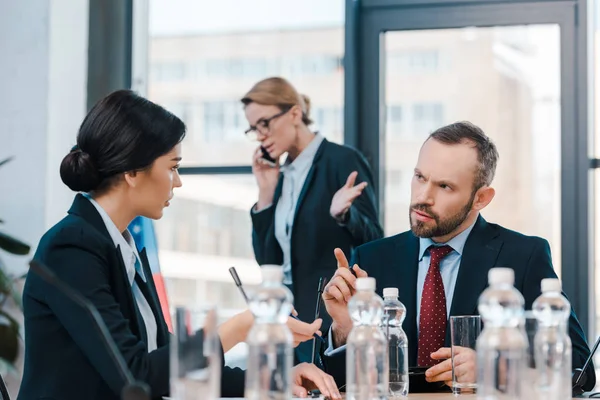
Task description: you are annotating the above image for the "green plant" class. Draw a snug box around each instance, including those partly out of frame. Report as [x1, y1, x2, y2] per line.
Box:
[0, 156, 30, 369]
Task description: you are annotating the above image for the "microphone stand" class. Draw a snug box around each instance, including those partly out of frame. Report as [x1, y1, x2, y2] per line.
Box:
[29, 260, 151, 400]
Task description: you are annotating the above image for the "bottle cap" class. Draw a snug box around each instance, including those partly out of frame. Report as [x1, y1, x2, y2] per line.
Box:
[541, 278, 561, 293]
[261, 265, 283, 282]
[356, 277, 376, 291]
[488, 267, 514, 285]
[383, 287, 398, 298]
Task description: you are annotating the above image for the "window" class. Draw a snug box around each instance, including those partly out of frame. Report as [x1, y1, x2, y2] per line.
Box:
[148, 23, 345, 167]
[202, 101, 246, 144]
[386, 105, 404, 138]
[313, 107, 343, 143]
[413, 102, 444, 135]
[145, 1, 345, 366]
[151, 62, 186, 82]
[387, 50, 440, 74]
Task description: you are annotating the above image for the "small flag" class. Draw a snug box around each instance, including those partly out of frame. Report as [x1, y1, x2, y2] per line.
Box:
[129, 216, 173, 332]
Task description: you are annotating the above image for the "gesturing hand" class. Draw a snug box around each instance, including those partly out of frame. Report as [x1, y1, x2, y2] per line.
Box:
[322, 248, 368, 347]
[330, 171, 367, 222]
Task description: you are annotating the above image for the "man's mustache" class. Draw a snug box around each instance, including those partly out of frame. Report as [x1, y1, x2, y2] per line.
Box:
[411, 204, 438, 220]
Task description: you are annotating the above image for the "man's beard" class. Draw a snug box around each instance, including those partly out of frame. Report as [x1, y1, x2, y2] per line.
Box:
[409, 194, 475, 238]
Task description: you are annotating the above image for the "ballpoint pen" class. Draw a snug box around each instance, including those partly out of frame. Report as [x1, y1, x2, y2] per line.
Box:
[228, 266, 325, 343]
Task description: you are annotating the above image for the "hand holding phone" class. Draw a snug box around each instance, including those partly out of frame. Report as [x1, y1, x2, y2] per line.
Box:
[253, 146, 280, 210]
[260, 146, 277, 167]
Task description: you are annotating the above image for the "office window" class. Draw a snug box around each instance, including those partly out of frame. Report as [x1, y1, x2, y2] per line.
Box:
[388, 50, 440, 74]
[386, 105, 404, 138]
[202, 101, 246, 144]
[151, 62, 186, 82]
[148, 1, 345, 167]
[413, 103, 444, 136]
[145, 1, 346, 344]
[314, 107, 343, 143]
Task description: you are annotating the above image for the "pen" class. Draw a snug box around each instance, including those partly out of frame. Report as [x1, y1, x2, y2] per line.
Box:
[312, 277, 328, 363]
[228, 266, 249, 303]
[228, 266, 325, 343]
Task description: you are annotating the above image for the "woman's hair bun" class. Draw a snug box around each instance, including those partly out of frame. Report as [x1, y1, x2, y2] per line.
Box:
[300, 94, 311, 117]
[59, 148, 101, 192]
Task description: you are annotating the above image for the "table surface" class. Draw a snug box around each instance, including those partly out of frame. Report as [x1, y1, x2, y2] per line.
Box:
[165, 396, 471, 399]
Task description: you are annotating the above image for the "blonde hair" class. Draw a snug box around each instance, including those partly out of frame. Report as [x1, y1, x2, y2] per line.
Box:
[241, 77, 313, 126]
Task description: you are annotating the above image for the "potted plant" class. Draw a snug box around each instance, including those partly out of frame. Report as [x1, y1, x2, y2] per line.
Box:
[0, 156, 30, 371]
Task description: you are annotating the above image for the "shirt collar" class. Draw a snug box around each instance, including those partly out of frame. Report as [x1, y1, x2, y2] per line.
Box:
[281, 133, 324, 173]
[418, 218, 477, 261]
[83, 194, 146, 284]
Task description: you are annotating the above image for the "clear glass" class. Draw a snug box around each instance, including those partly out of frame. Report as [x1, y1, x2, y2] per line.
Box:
[170, 306, 221, 400]
[382, 294, 408, 398]
[147, 0, 345, 167]
[245, 266, 294, 400]
[449, 315, 481, 395]
[346, 289, 389, 400]
[382, 25, 561, 278]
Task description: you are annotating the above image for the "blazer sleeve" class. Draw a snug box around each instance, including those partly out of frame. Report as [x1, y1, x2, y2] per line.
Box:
[521, 238, 596, 391]
[40, 240, 170, 398]
[335, 149, 383, 245]
[217, 341, 245, 397]
[250, 205, 283, 266]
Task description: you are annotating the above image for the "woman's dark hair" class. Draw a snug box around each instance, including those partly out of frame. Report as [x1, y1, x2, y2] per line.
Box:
[60, 90, 186, 193]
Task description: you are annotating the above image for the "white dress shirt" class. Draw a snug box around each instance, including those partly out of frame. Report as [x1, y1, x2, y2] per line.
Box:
[84, 195, 158, 352]
[325, 220, 477, 356]
[273, 133, 325, 285]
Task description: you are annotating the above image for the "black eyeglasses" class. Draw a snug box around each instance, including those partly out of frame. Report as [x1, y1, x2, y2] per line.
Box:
[244, 107, 291, 140]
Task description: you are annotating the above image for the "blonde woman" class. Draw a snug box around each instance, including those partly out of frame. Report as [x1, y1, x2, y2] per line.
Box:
[242, 77, 383, 362]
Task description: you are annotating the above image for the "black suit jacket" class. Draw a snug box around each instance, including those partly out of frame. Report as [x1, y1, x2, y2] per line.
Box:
[18, 194, 245, 400]
[322, 216, 595, 392]
[251, 138, 383, 332]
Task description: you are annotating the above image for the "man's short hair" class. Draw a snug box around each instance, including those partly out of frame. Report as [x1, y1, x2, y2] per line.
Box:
[428, 121, 499, 190]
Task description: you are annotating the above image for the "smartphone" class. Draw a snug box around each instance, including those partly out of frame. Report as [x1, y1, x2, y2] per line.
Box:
[260, 146, 277, 167]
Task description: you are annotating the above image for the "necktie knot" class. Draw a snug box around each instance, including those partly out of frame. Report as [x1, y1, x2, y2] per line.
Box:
[428, 244, 453, 262]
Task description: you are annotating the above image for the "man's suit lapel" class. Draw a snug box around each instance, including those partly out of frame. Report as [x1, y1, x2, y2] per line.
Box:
[449, 216, 503, 323]
[396, 233, 420, 365]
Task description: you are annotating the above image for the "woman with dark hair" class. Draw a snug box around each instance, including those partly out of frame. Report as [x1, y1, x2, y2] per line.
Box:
[17, 90, 340, 400]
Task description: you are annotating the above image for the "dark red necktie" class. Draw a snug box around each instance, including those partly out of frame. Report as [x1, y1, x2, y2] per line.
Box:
[417, 245, 453, 366]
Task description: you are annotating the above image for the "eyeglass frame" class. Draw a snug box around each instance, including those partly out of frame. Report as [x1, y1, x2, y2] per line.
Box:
[244, 106, 293, 139]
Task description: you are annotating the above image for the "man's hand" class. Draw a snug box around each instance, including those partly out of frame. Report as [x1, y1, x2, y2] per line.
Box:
[322, 248, 368, 347]
[291, 363, 341, 398]
[425, 347, 477, 387]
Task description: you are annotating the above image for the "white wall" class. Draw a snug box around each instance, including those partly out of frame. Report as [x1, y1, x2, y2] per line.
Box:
[0, 0, 89, 273]
[0, 0, 89, 394]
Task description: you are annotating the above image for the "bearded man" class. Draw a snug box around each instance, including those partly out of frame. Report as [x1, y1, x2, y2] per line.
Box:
[320, 121, 595, 393]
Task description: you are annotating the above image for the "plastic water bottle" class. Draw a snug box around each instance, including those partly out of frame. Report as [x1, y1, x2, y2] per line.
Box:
[532, 278, 572, 400]
[245, 265, 293, 400]
[476, 268, 527, 400]
[346, 277, 389, 400]
[382, 287, 409, 398]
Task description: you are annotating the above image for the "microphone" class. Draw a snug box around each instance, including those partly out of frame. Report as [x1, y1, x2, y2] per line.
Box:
[29, 260, 151, 400]
[311, 277, 327, 364]
[572, 334, 600, 395]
